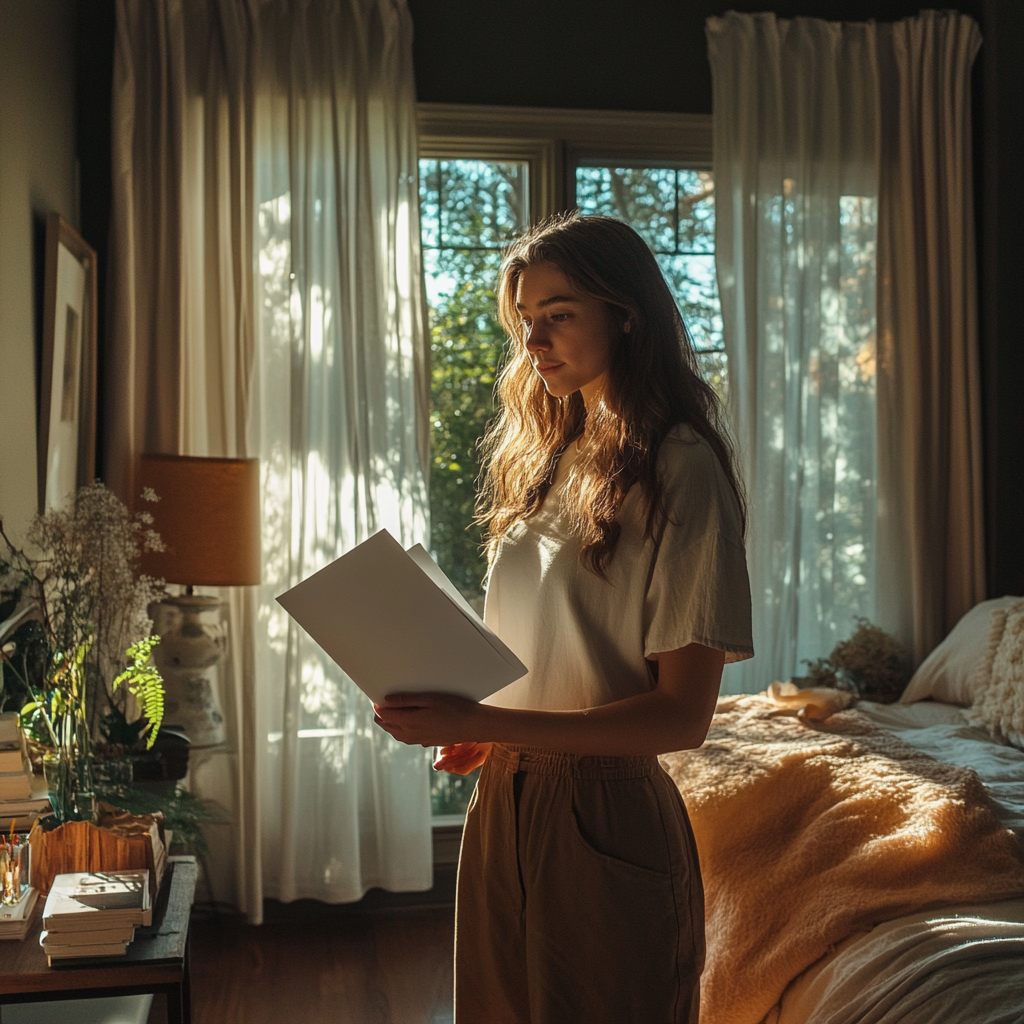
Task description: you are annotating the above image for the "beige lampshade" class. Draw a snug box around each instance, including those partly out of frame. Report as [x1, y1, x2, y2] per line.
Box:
[138, 454, 261, 587]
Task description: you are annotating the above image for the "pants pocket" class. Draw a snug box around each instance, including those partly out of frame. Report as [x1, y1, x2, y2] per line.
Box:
[568, 776, 674, 878]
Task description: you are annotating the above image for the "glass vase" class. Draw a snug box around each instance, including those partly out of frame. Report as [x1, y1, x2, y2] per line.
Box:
[42, 750, 97, 825]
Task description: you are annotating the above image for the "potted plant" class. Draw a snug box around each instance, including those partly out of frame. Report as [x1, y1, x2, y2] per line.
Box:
[0, 483, 166, 824]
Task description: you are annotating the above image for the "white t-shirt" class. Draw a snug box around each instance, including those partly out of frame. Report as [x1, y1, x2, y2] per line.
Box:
[483, 424, 754, 712]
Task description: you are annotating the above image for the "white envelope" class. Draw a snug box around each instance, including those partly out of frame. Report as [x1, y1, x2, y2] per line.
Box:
[275, 529, 526, 704]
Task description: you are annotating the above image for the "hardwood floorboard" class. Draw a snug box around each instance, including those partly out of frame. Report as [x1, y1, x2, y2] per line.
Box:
[186, 906, 455, 1024]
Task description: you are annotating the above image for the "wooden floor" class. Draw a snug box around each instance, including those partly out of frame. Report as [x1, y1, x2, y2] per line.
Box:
[180, 904, 455, 1024]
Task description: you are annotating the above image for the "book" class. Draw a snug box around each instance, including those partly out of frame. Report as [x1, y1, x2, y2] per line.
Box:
[0, 713, 20, 748]
[0, 886, 39, 940]
[42, 869, 152, 931]
[0, 770, 32, 801]
[276, 529, 527, 704]
[0, 747, 26, 773]
[41, 922, 136, 945]
[0, 771, 53, 820]
[45, 939, 129, 963]
[0, 814, 47, 832]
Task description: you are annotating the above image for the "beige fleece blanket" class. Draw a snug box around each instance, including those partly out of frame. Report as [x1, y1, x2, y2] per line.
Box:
[659, 696, 1024, 1024]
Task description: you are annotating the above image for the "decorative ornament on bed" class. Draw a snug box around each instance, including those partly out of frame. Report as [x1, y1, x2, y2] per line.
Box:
[802, 618, 910, 702]
[767, 619, 911, 721]
[967, 598, 1024, 749]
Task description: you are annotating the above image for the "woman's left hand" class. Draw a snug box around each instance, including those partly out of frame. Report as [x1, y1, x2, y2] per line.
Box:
[373, 691, 484, 747]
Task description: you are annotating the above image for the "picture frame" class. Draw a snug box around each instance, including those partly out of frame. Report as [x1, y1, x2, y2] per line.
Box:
[38, 213, 98, 511]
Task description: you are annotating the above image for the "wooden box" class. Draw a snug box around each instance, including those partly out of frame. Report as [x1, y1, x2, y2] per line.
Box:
[28, 805, 167, 896]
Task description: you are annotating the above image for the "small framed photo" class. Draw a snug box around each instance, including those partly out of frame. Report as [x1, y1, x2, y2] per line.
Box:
[38, 214, 98, 511]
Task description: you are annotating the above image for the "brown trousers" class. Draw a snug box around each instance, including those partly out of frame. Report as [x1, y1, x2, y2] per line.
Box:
[454, 745, 704, 1024]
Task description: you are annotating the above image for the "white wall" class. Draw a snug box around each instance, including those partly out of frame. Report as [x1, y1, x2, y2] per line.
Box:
[0, 0, 79, 543]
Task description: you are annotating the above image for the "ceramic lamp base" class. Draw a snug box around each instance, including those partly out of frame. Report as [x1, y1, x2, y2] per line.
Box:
[148, 596, 228, 747]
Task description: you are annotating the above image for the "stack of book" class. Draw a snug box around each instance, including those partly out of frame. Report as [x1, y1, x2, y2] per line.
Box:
[0, 885, 39, 941]
[0, 712, 51, 828]
[39, 869, 151, 965]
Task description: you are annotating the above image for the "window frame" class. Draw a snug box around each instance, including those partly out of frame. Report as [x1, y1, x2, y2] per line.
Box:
[417, 102, 713, 220]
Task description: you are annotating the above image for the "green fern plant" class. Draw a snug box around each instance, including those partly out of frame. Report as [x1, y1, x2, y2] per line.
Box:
[112, 636, 165, 749]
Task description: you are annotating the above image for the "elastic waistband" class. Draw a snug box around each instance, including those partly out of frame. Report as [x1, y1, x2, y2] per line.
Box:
[489, 744, 661, 780]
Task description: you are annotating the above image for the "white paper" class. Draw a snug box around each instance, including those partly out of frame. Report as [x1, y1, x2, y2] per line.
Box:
[275, 529, 527, 704]
[405, 545, 522, 671]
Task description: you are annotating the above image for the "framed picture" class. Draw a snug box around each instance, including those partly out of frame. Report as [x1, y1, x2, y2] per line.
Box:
[38, 214, 98, 511]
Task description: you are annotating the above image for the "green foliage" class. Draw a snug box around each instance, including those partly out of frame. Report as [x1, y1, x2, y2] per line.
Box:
[420, 159, 521, 602]
[18, 639, 92, 754]
[112, 636, 165, 749]
[430, 766, 482, 817]
[429, 273, 507, 599]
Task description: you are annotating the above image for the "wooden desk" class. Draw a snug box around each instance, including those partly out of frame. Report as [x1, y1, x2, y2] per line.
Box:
[0, 857, 197, 1023]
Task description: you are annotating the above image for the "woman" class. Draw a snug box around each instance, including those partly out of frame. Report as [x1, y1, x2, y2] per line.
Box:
[374, 213, 753, 1024]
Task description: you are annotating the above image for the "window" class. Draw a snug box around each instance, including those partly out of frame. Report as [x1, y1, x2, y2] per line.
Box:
[575, 164, 724, 398]
[418, 157, 530, 611]
[417, 105, 714, 820]
[418, 155, 531, 822]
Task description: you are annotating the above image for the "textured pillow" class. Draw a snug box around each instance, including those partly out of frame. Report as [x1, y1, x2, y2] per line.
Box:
[900, 596, 1023, 706]
[966, 600, 1024, 748]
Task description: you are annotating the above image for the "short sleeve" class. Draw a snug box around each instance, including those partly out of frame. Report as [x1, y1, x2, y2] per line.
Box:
[643, 429, 754, 663]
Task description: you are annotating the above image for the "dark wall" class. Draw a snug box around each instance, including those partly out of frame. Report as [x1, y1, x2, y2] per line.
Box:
[77, 0, 115, 477]
[407, 1, 978, 113]
[978, 0, 1024, 598]
[76, 0, 1023, 597]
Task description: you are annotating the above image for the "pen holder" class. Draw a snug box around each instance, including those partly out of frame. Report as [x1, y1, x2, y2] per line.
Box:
[0, 840, 28, 904]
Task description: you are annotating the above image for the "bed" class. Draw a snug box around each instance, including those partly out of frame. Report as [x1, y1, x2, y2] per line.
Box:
[661, 597, 1024, 1024]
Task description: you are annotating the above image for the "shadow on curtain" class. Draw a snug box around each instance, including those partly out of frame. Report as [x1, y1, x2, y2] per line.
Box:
[709, 11, 984, 694]
[108, 0, 432, 922]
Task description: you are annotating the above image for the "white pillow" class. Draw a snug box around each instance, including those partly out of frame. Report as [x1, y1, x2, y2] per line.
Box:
[900, 596, 1023, 706]
[965, 600, 1024, 748]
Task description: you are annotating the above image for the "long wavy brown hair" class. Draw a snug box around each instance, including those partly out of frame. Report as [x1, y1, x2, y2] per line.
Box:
[476, 213, 745, 577]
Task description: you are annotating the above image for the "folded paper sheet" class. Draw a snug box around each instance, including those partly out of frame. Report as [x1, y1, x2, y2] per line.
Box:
[276, 529, 527, 704]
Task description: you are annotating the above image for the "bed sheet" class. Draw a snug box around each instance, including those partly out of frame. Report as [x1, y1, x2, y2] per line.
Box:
[772, 897, 1024, 1024]
[772, 700, 1024, 1024]
[855, 700, 1024, 838]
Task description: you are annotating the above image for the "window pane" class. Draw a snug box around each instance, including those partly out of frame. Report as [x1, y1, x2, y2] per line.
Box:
[430, 766, 482, 818]
[436, 160, 527, 248]
[420, 158, 526, 612]
[576, 165, 725, 397]
[576, 166, 677, 251]
[657, 254, 721, 351]
[677, 169, 715, 254]
[419, 157, 528, 819]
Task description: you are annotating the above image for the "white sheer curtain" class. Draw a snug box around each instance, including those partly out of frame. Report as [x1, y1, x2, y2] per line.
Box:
[110, 0, 432, 922]
[249, 0, 433, 910]
[709, 11, 984, 693]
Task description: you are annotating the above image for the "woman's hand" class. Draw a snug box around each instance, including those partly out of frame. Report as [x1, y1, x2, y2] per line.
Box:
[373, 691, 485, 748]
[433, 742, 492, 775]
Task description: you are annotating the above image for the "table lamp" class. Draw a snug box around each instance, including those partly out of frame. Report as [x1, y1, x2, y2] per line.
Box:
[138, 454, 261, 747]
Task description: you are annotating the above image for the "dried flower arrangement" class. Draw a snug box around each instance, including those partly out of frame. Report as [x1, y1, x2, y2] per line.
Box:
[0, 483, 167, 821]
[804, 618, 911, 704]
